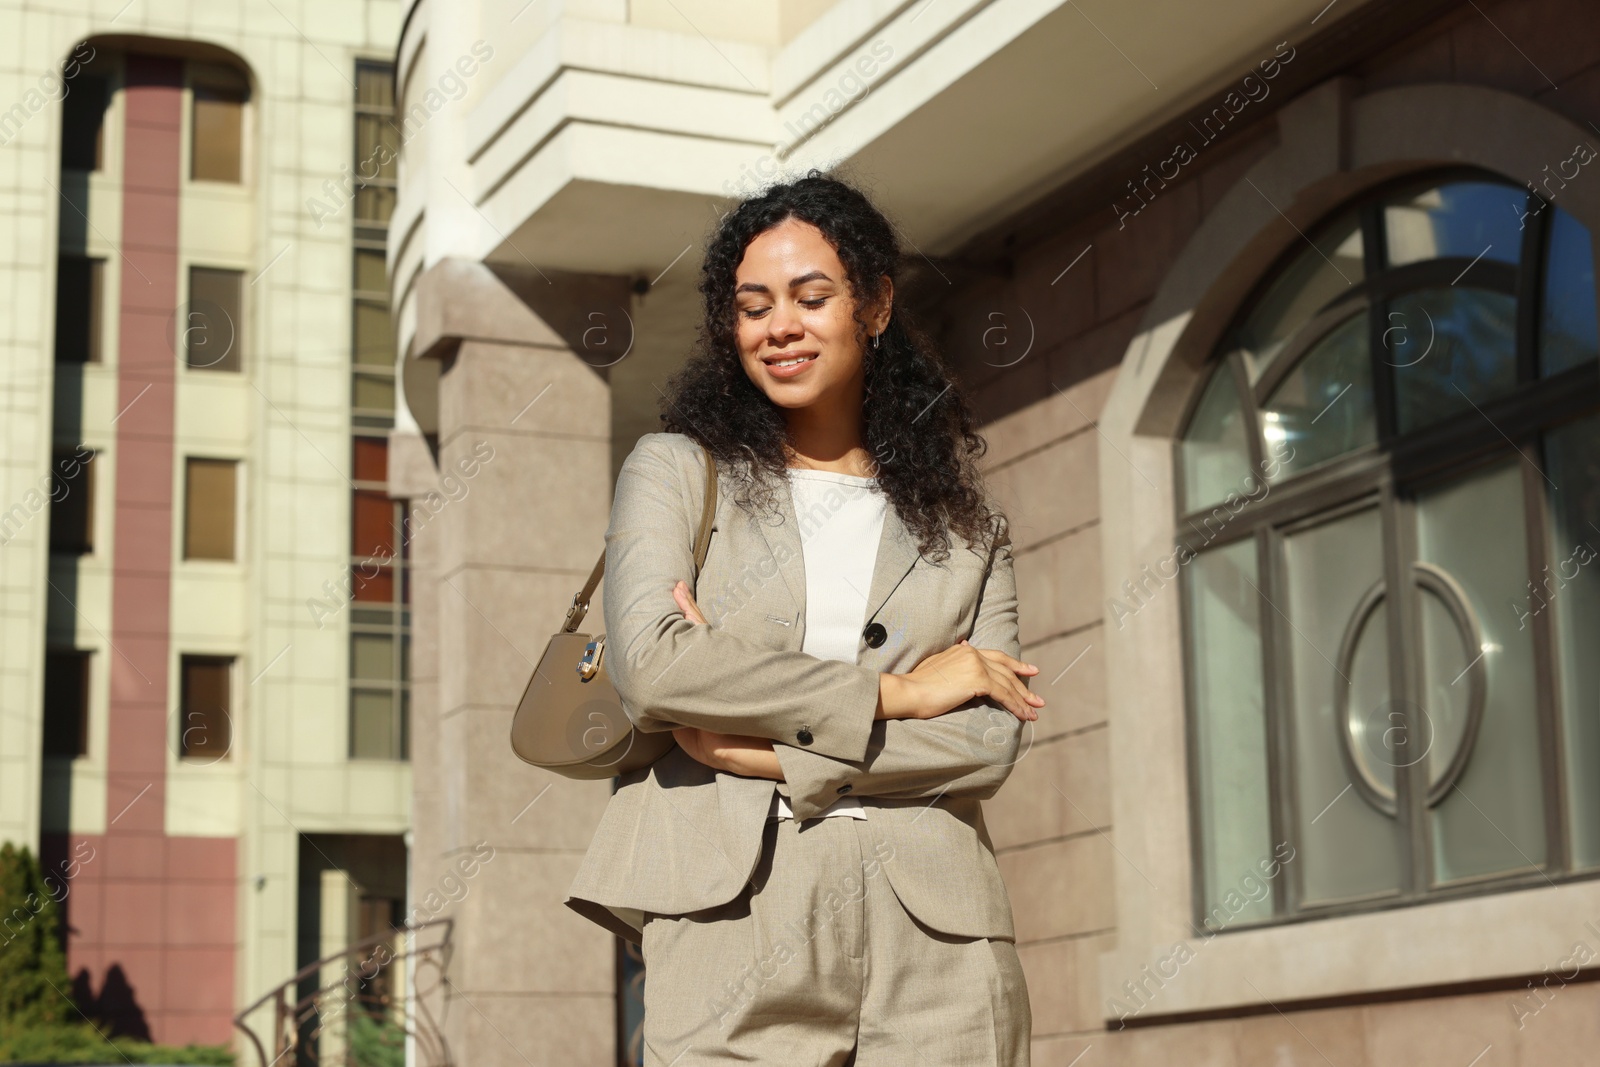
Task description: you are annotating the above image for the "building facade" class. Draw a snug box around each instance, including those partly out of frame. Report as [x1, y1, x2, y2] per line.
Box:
[0, 0, 416, 1050]
[388, 0, 1600, 1065]
[2, 0, 1598, 1064]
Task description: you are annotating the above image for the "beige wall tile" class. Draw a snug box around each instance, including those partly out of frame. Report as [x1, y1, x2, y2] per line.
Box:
[1363, 991, 1514, 1067]
[1015, 523, 1103, 646]
[988, 428, 1099, 552]
[988, 726, 1110, 852]
[1000, 833, 1115, 943]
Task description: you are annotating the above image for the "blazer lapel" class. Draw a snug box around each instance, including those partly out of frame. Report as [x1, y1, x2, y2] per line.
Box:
[754, 471, 922, 633]
[754, 479, 809, 620]
[863, 501, 921, 623]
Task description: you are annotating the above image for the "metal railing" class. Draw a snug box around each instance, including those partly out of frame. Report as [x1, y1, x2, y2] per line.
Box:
[233, 918, 453, 1067]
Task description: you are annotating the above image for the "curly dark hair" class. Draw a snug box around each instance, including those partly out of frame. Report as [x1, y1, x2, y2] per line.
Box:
[659, 170, 1005, 563]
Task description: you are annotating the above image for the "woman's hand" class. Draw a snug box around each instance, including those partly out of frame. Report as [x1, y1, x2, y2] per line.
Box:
[877, 640, 1043, 723]
[673, 580, 708, 625]
[673, 726, 785, 780]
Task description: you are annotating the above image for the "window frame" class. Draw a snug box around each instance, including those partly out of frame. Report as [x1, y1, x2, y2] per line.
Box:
[183, 264, 246, 373]
[1176, 166, 1600, 932]
[177, 653, 235, 763]
[187, 62, 249, 185]
[42, 648, 92, 759]
[182, 455, 241, 562]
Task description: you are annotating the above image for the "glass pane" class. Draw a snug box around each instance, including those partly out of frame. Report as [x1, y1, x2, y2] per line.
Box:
[192, 85, 244, 183]
[1546, 415, 1600, 868]
[61, 75, 108, 171]
[354, 303, 394, 366]
[353, 565, 395, 603]
[1416, 584, 1473, 796]
[355, 115, 399, 180]
[1184, 539, 1273, 929]
[43, 651, 90, 758]
[353, 436, 388, 483]
[355, 249, 388, 295]
[187, 267, 243, 372]
[1236, 212, 1365, 382]
[1181, 363, 1250, 511]
[351, 689, 397, 759]
[355, 185, 396, 226]
[353, 491, 396, 558]
[1342, 591, 1393, 801]
[55, 256, 104, 364]
[352, 633, 395, 681]
[1262, 312, 1376, 479]
[353, 371, 396, 411]
[1282, 505, 1404, 905]
[48, 449, 94, 554]
[1541, 207, 1599, 375]
[1390, 287, 1517, 433]
[356, 62, 394, 109]
[1384, 182, 1526, 268]
[180, 657, 232, 760]
[1415, 459, 1545, 883]
[184, 459, 237, 561]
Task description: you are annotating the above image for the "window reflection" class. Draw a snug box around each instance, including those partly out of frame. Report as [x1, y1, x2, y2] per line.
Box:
[1390, 287, 1517, 433]
[1179, 172, 1600, 927]
[1541, 207, 1600, 375]
[1262, 312, 1376, 479]
[1383, 182, 1526, 268]
[1235, 212, 1364, 382]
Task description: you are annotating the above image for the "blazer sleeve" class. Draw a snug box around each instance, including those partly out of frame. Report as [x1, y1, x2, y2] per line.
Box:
[602, 434, 879, 762]
[772, 520, 1029, 820]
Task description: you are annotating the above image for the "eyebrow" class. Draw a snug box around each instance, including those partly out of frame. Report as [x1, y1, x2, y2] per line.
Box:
[734, 270, 835, 296]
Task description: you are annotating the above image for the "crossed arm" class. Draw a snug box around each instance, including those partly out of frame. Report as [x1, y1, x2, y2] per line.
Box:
[673, 521, 1038, 820]
[604, 434, 1041, 821]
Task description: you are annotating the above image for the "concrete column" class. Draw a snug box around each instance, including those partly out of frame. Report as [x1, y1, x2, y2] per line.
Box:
[317, 869, 359, 1060]
[396, 260, 625, 1066]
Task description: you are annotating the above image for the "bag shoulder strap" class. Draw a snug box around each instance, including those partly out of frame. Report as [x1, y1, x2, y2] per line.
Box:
[562, 441, 718, 633]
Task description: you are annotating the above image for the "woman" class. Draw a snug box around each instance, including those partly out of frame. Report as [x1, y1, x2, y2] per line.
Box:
[564, 172, 1043, 1066]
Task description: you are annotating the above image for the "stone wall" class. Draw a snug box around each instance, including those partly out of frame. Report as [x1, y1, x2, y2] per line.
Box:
[929, 0, 1600, 1061]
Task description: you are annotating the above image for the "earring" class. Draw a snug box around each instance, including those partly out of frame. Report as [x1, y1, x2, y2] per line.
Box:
[873, 330, 880, 350]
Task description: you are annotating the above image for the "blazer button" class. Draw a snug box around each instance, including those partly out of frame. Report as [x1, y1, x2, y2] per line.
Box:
[797, 727, 814, 746]
[836, 784, 853, 795]
[863, 622, 887, 648]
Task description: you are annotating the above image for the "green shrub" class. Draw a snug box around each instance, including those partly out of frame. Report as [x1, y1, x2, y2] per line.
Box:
[0, 843, 233, 1065]
[0, 1022, 234, 1064]
[345, 1010, 405, 1067]
[0, 843, 72, 1027]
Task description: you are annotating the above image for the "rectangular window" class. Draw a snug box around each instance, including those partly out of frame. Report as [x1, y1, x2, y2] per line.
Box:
[48, 448, 95, 554]
[349, 61, 408, 764]
[190, 68, 245, 182]
[354, 63, 397, 226]
[186, 266, 243, 372]
[184, 458, 237, 561]
[350, 627, 408, 759]
[179, 655, 232, 760]
[43, 650, 90, 758]
[60, 74, 108, 171]
[55, 256, 104, 364]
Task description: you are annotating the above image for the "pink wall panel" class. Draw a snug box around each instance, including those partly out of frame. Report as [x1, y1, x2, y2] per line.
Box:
[51, 51, 238, 1050]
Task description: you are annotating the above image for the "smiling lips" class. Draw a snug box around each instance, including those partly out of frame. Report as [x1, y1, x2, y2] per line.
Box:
[762, 351, 819, 379]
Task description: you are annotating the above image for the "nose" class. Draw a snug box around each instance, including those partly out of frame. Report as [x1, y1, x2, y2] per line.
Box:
[766, 299, 805, 345]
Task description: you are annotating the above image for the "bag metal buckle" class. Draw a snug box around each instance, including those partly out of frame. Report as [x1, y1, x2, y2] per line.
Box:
[578, 635, 606, 681]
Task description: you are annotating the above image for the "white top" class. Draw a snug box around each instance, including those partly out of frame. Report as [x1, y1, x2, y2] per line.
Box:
[771, 467, 887, 822]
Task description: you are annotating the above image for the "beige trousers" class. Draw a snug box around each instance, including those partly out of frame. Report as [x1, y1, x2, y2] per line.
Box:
[639, 813, 1031, 1066]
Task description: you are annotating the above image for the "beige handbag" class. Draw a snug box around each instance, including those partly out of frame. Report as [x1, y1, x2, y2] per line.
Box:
[509, 444, 718, 779]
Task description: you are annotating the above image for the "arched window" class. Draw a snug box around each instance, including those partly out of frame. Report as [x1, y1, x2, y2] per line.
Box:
[1179, 169, 1600, 928]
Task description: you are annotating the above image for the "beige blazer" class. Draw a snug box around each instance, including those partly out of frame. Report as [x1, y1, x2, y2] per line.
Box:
[564, 431, 1027, 944]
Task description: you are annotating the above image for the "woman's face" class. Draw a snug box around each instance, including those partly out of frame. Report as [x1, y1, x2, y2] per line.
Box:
[733, 217, 886, 414]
